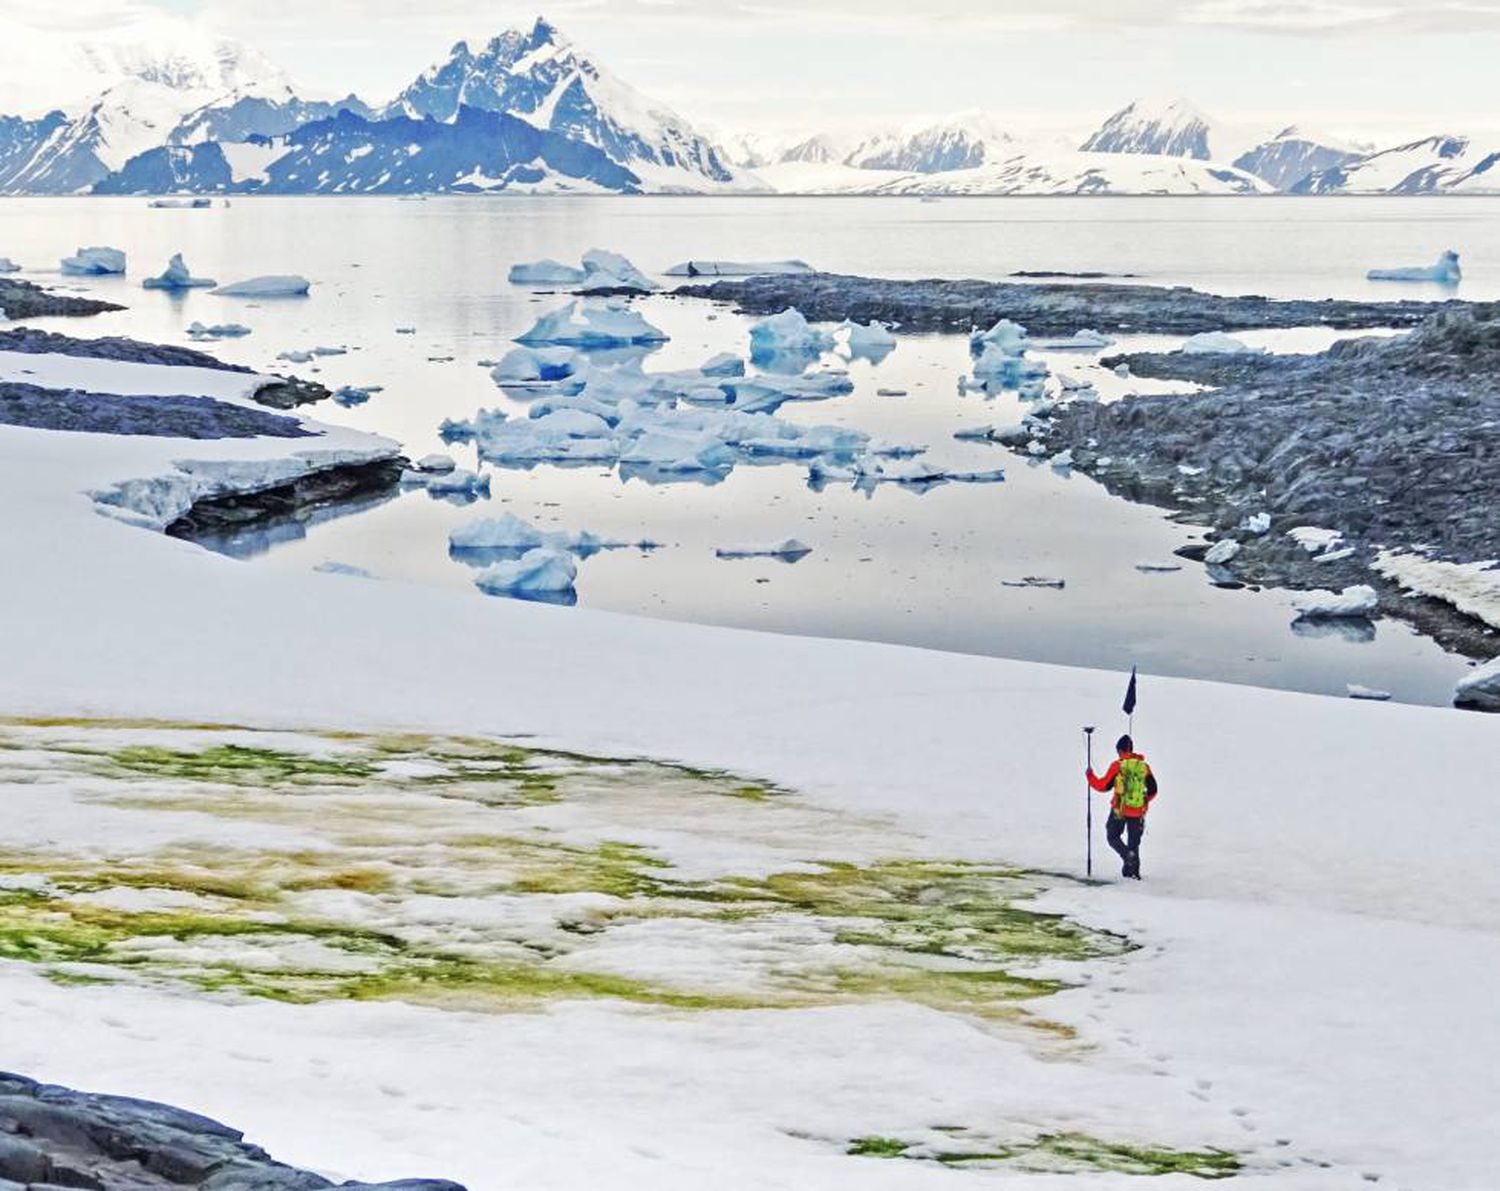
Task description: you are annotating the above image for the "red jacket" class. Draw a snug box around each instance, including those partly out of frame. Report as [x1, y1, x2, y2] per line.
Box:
[1088, 752, 1157, 818]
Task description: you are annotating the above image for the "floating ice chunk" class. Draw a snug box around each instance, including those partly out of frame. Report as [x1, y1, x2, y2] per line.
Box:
[945, 467, 1006, 483]
[715, 538, 812, 560]
[1050, 449, 1074, 471]
[142, 253, 215, 291]
[314, 561, 373, 578]
[403, 468, 490, 498]
[451, 512, 617, 555]
[149, 197, 212, 208]
[395, 326, 416, 334]
[970, 318, 1028, 357]
[529, 394, 620, 424]
[664, 260, 814, 277]
[620, 430, 737, 473]
[973, 344, 1047, 387]
[60, 246, 125, 275]
[1033, 329, 1115, 352]
[1455, 656, 1500, 711]
[1204, 539, 1241, 565]
[213, 275, 311, 297]
[332, 385, 381, 407]
[278, 350, 315, 364]
[0, 257, 20, 273]
[517, 299, 669, 347]
[492, 346, 587, 391]
[1367, 250, 1461, 284]
[186, 321, 251, 340]
[415, 453, 456, 473]
[1136, 562, 1183, 574]
[836, 319, 897, 358]
[1243, 512, 1272, 535]
[749, 308, 834, 359]
[508, 259, 588, 285]
[1347, 684, 1392, 701]
[1292, 585, 1379, 619]
[1180, 331, 1267, 355]
[700, 352, 746, 377]
[1002, 576, 1066, 589]
[579, 249, 657, 293]
[474, 547, 578, 599]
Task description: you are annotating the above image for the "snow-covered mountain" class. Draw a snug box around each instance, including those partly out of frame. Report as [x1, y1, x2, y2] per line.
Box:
[382, 17, 738, 191]
[845, 114, 1015, 173]
[1231, 126, 1366, 192]
[1081, 97, 1224, 160]
[170, 86, 373, 147]
[1293, 135, 1500, 195]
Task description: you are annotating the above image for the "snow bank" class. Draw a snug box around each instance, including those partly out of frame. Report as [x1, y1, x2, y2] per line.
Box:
[59, 246, 126, 276]
[1373, 551, 1500, 631]
[142, 254, 215, 291]
[212, 275, 312, 298]
[1180, 331, 1267, 355]
[516, 300, 668, 347]
[664, 260, 814, 277]
[508, 259, 588, 285]
[473, 547, 578, 598]
[1292, 585, 1379, 619]
[1368, 250, 1462, 284]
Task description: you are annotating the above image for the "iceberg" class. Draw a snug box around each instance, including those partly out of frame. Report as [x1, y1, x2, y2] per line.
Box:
[715, 538, 812, 561]
[516, 299, 669, 347]
[1180, 331, 1267, 355]
[0, 258, 19, 274]
[451, 512, 618, 556]
[1367, 250, 1461, 284]
[60, 246, 126, 275]
[836, 319, 898, 359]
[1292, 585, 1379, 619]
[491, 346, 587, 391]
[749, 308, 834, 361]
[473, 547, 578, 599]
[508, 259, 588, 285]
[402, 468, 490, 498]
[700, 352, 746, 377]
[579, 249, 658, 293]
[664, 260, 814, 277]
[185, 321, 251, 340]
[970, 318, 1028, 357]
[332, 385, 381, 407]
[1032, 329, 1115, 352]
[415, 453, 456, 473]
[212, 275, 312, 298]
[142, 254, 215, 291]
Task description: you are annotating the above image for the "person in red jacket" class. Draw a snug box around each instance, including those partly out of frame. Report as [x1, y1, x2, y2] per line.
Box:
[1087, 734, 1158, 880]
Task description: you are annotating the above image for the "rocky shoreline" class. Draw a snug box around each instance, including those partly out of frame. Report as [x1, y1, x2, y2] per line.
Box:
[674, 272, 1466, 336]
[166, 457, 408, 540]
[0, 279, 124, 320]
[1017, 308, 1500, 676]
[0, 1071, 463, 1190]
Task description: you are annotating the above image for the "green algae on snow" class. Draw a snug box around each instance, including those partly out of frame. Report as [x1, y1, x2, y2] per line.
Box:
[846, 1131, 1242, 1178]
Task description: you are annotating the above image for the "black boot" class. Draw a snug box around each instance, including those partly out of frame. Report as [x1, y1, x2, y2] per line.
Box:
[1126, 852, 1142, 880]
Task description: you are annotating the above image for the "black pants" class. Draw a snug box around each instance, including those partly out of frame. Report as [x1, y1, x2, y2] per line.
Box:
[1105, 812, 1144, 868]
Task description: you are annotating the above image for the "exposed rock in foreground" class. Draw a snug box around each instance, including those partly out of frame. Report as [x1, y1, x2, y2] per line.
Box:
[0, 279, 124, 320]
[0, 1070, 465, 1190]
[0, 383, 317, 439]
[1025, 309, 1500, 664]
[674, 273, 1464, 336]
[167, 457, 408, 540]
[0, 328, 253, 373]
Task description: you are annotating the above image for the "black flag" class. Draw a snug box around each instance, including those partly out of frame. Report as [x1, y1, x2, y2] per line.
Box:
[1123, 666, 1138, 716]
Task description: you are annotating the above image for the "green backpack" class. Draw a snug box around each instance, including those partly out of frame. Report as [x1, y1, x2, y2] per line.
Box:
[1116, 757, 1149, 812]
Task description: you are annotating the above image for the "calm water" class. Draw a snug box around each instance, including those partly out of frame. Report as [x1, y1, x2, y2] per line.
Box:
[4, 194, 1495, 706]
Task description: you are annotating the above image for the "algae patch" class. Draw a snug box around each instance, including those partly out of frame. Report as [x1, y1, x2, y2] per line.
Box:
[846, 1130, 1241, 1178]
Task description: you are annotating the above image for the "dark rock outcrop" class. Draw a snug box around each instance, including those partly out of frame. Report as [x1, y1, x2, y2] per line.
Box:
[674, 273, 1465, 337]
[0, 384, 314, 439]
[0, 328, 252, 373]
[0, 280, 124, 320]
[166, 457, 407, 540]
[0, 1071, 464, 1191]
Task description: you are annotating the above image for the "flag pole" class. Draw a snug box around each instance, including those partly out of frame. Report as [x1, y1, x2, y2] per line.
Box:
[1083, 726, 1095, 877]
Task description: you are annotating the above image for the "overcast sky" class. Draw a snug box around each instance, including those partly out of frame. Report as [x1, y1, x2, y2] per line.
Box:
[4, 0, 1500, 142]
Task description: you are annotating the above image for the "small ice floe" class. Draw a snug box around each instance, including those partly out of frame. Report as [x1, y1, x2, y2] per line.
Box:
[451, 512, 623, 557]
[1136, 562, 1183, 574]
[1204, 539, 1241, 565]
[186, 321, 251, 340]
[1455, 656, 1500, 712]
[1367, 250, 1461, 285]
[149, 197, 212, 208]
[970, 318, 1028, 356]
[60, 246, 125, 275]
[278, 350, 315, 364]
[415, 453, 456, 474]
[491, 345, 587, 391]
[403, 467, 490, 499]
[700, 352, 745, 377]
[213, 275, 311, 297]
[508, 259, 588, 286]
[332, 385, 381, 407]
[473, 547, 578, 600]
[0, 257, 20, 273]
[1347, 684, 1392, 701]
[314, 561, 373, 579]
[1003, 576, 1066, 589]
[1180, 331, 1267, 355]
[1243, 512, 1272, 535]
[1292, 585, 1379, 619]
[715, 538, 812, 561]
[750, 308, 834, 360]
[395, 326, 416, 334]
[664, 260, 814, 277]
[142, 253, 215, 290]
[578, 249, 657, 294]
[877, 388, 908, 397]
[1032, 329, 1115, 352]
[835, 319, 897, 360]
[516, 299, 668, 347]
